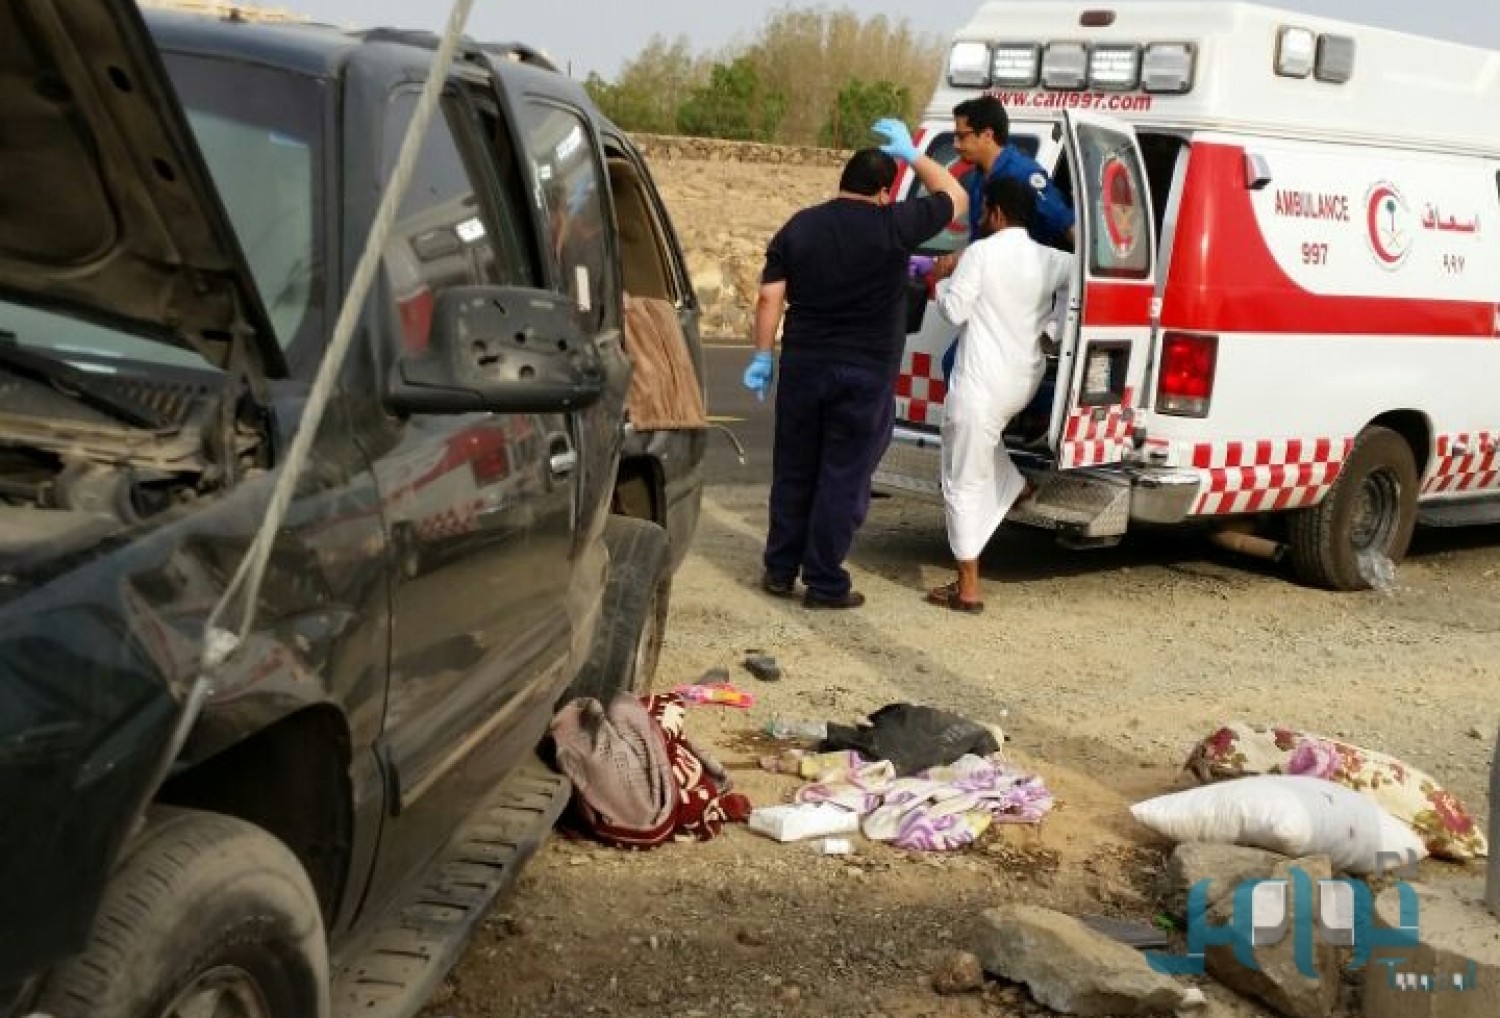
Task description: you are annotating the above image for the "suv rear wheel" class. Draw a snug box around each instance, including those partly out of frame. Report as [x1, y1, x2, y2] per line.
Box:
[33, 810, 328, 1018]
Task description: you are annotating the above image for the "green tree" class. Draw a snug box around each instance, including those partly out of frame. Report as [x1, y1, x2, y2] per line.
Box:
[584, 34, 700, 134]
[820, 78, 910, 149]
[675, 57, 787, 142]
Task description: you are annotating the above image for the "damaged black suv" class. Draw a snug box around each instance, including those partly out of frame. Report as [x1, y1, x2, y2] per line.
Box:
[0, 2, 705, 1016]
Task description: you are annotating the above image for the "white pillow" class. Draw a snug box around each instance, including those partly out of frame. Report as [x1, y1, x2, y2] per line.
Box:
[1131, 775, 1428, 875]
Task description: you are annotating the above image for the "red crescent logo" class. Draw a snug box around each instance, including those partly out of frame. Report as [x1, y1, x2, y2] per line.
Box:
[1366, 183, 1412, 268]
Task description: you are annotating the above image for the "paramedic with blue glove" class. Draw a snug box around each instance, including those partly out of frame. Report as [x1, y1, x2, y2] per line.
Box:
[742, 121, 966, 610]
[934, 96, 1075, 382]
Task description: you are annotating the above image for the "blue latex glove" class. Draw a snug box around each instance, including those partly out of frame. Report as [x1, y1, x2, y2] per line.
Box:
[742, 351, 774, 402]
[872, 117, 920, 165]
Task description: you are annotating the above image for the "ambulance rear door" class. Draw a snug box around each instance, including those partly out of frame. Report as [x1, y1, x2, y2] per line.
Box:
[1052, 111, 1159, 470]
[893, 123, 1060, 431]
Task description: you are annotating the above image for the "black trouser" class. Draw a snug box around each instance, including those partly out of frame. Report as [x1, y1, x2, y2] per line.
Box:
[764, 359, 895, 598]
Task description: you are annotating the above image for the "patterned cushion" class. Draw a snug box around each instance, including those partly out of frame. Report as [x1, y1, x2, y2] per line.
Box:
[1185, 721, 1487, 862]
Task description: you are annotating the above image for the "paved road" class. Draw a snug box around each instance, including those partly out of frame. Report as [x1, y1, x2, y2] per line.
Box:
[702, 343, 775, 486]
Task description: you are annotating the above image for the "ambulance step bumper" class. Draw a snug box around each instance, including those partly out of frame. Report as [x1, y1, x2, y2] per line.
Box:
[873, 428, 1201, 532]
[1417, 496, 1500, 528]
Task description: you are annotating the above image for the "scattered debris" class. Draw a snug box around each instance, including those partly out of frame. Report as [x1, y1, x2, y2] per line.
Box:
[821, 703, 1002, 776]
[695, 666, 731, 685]
[748, 802, 860, 843]
[743, 653, 783, 682]
[930, 950, 985, 995]
[673, 681, 755, 707]
[764, 718, 829, 740]
[974, 904, 1188, 1016]
[1075, 914, 1171, 951]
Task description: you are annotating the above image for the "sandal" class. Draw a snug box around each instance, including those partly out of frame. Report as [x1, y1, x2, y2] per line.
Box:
[926, 587, 984, 614]
[926, 580, 960, 602]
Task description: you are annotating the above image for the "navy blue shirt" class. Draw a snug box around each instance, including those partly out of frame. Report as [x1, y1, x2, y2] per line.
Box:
[762, 193, 953, 374]
[966, 145, 1075, 246]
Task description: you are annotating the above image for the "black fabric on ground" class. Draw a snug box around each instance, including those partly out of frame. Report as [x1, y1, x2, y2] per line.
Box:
[820, 703, 999, 776]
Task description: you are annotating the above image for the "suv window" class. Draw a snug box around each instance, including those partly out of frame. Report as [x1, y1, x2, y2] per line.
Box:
[519, 101, 619, 334]
[383, 90, 533, 351]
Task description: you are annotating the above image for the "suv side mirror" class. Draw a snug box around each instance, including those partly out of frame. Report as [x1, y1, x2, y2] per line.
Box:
[386, 286, 606, 415]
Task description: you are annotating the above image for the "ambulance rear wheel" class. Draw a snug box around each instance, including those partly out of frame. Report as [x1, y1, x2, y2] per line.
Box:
[1288, 426, 1418, 591]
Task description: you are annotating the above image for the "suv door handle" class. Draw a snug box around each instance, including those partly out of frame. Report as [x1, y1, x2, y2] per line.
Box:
[548, 433, 577, 477]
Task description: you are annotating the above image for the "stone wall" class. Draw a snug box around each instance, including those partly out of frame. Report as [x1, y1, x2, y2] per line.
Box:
[629, 134, 852, 169]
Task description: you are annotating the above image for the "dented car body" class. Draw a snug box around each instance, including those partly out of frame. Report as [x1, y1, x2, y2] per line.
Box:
[0, 2, 704, 1014]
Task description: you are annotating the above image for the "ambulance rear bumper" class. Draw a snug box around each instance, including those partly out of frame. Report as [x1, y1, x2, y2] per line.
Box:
[873, 426, 1202, 526]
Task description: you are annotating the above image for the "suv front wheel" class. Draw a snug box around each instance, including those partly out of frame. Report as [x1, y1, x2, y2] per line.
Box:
[33, 810, 328, 1018]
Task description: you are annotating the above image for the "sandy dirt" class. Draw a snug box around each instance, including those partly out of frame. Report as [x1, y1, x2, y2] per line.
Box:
[420, 157, 1500, 1018]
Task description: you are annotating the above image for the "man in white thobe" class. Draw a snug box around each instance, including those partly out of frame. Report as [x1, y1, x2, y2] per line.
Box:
[928, 175, 1074, 613]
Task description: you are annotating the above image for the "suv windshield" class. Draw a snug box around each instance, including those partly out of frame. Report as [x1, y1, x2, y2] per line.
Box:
[0, 55, 325, 374]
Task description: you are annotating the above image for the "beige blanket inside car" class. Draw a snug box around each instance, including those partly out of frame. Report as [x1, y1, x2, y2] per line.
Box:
[621, 294, 708, 431]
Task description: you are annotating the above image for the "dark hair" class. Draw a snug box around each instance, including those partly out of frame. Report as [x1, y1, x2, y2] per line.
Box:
[839, 148, 898, 196]
[952, 96, 1009, 144]
[982, 175, 1036, 229]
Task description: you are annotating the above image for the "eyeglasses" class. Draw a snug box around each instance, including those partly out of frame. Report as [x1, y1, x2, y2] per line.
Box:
[953, 129, 977, 140]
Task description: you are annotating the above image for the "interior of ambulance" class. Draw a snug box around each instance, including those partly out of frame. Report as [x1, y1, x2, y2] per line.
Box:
[905, 123, 1189, 454]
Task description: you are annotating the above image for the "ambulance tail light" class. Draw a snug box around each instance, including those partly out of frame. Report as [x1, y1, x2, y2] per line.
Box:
[1156, 332, 1218, 417]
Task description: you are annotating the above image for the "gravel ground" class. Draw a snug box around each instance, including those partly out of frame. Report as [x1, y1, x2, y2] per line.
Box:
[424, 484, 1500, 1018]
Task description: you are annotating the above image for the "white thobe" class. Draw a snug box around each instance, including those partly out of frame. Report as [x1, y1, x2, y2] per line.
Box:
[937, 228, 1074, 561]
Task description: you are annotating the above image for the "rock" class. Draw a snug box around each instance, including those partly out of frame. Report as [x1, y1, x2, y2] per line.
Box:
[1363, 879, 1500, 1018]
[735, 927, 767, 947]
[931, 950, 985, 995]
[974, 904, 1188, 1015]
[689, 262, 723, 305]
[1178, 987, 1208, 1010]
[1163, 842, 1286, 922]
[1204, 855, 1342, 1018]
[1467, 726, 1486, 740]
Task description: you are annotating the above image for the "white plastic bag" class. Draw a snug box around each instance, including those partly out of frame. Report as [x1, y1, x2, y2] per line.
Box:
[1131, 775, 1427, 875]
[748, 803, 860, 843]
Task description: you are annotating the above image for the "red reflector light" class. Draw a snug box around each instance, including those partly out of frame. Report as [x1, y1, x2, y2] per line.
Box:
[1156, 332, 1218, 417]
[1080, 10, 1117, 27]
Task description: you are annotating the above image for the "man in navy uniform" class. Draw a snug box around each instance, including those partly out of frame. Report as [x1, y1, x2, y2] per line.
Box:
[935, 96, 1074, 381]
[742, 121, 968, 609]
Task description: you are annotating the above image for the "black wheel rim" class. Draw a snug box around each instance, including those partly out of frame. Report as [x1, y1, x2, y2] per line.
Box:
[1351, 467, 1401, 552]
[160, 966, 271, 1018]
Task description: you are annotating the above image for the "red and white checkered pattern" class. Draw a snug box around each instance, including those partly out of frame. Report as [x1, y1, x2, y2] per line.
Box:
[1189, 437, 1354, 516]
[414, 502, 480, 541]
[1423, 432, 1500, 495]
[895, 351, 947, 425]
[1059, 389, 1136, 469]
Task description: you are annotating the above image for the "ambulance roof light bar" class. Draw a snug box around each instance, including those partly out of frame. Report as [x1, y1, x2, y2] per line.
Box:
[1276, 26, 1357, 82]
[991, 44, 1041, 87]
[948, 40, 992, 87]
[947, 39, 1197, 94]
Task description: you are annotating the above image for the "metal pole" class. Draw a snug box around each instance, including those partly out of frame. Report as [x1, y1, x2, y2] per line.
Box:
[1488, 724, 1499, 916]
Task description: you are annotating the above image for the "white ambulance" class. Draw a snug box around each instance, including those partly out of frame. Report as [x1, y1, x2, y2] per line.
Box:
[875, 1, 1500, 589]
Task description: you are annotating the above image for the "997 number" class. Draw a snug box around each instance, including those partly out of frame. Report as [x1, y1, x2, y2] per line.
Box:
[1301, 242, 1330, 266]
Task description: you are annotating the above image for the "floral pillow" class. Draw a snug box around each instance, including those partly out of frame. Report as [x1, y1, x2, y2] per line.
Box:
[1184, 721, 1488, 862]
